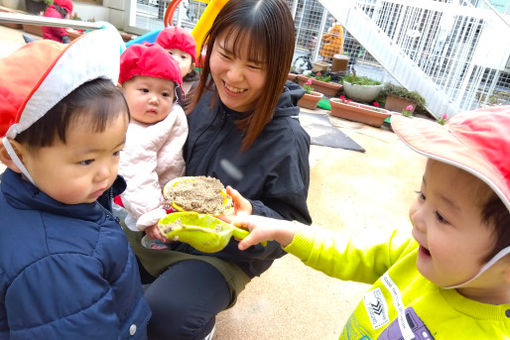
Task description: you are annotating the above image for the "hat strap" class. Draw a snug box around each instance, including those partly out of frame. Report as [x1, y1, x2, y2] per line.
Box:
[443, 245, 510, 289]
[2, 137, 35, 185]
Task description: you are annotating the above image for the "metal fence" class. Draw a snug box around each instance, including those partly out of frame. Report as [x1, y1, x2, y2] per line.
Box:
[133, 0, 510, 113]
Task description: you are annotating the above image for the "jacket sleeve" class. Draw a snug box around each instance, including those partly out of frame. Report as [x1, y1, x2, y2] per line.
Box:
[6, 254, 122, 339]
[119, 126, 166, 231]
[284, 227, 417, 284]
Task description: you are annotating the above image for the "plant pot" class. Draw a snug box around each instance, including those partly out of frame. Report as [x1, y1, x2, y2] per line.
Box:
[384, 94, 416, 115]
[287, 73, 298, 82]
[298, 91, 324, 110]
[329, 98, 390, 127]
[342, 81, 384, 103]
[296, 75, 342, 97]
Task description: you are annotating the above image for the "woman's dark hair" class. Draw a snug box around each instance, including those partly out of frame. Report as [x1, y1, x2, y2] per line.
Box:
[189, 0, 296, 150]
[482, 193, 510, 263]
[15, 78, 129, 149]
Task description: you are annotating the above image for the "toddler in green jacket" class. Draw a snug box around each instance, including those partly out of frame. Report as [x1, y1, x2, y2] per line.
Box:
[229, 107, 510, 339]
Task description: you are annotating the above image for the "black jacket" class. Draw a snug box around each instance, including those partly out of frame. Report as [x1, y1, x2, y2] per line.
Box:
[183, 81, 311, 277]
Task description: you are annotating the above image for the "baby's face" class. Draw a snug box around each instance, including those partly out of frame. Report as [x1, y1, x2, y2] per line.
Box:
[167, 48, 194, 78]
[20, 113, 128, 204]
[409, 159, 496, 289]
[122, 76, 176, 125]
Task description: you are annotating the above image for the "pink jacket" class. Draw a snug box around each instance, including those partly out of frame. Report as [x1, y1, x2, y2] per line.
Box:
[119, 104, 188, 231]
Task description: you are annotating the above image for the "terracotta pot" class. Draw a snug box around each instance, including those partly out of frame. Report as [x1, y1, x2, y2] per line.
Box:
[342, 81, 383, 103]
[287, 73, 298, 82]
[329, 98, 390, 127]
[298, 91, 324, 110]
[296, 75, 342, 97]
[384, 95, 416, 115]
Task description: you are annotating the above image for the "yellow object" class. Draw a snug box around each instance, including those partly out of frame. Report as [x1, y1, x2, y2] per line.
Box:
[158, 212, 252, 253]
[320, 24, 344, 59]
[163, 176, 233, 216]
[191, 0, 230, 61]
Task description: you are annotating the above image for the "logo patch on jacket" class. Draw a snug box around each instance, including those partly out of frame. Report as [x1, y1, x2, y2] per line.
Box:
[363, 288, 389, 329]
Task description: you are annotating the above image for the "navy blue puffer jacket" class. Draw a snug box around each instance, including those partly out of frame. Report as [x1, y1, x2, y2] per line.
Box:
[0, 169, 151, 339]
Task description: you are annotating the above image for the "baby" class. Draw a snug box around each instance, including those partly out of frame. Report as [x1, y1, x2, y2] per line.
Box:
[118, 43, 188, 244]
[229, 107, 510, 338]
[156, 26, 198, 107]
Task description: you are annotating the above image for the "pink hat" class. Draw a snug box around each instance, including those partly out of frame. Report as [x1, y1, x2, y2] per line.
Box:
[118, 43, 182, 86]
[391, 106, 510, 212]
[54, 0, 73, 14]
[0, 26, 122, 139]
[156, 26, 197, 64]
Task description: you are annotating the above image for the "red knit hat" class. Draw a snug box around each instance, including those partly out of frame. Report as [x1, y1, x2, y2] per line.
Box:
[0, 26, 122, 139]
[156, 26, 197, 64]
[54, 0, 73, 14]
[118, 43, 182, 86]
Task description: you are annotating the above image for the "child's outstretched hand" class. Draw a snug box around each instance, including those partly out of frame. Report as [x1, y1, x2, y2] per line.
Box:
[217, 186, 252, 223]
[229, 215, 298, 250]
[145, 224, 168, 243]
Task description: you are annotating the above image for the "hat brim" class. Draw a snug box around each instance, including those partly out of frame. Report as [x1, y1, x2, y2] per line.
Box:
[391, 114, 510, 211]
[6, 24, 124, 138]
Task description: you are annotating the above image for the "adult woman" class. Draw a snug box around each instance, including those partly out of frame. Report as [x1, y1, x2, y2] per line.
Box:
[124, 1, 311, 339]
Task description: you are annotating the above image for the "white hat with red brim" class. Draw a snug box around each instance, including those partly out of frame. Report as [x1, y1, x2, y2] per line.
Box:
[0, 24, 124, 183]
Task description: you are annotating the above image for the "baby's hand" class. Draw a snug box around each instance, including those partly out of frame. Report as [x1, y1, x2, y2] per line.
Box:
[145, 224, 168, 243]
[230, 215, 297, 250]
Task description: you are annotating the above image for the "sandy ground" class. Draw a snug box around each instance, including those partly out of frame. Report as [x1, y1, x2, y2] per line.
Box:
[0, 24, 427, 339]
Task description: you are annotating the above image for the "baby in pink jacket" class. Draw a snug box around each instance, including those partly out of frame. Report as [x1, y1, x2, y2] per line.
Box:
[118, 43, 187, 242]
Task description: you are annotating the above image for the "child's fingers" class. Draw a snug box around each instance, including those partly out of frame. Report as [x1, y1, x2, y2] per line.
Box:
[238, 232, 258, 250]
[226, 185, 252, 216]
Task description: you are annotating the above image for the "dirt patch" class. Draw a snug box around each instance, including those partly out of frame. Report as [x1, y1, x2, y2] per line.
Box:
[163, 176, 230, 215]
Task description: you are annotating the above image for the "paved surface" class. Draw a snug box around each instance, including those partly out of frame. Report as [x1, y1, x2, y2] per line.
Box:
[0, 24, 426, 339]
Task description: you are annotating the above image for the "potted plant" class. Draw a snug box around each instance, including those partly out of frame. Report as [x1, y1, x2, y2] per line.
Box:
[383, 83, 426, 116]
[342, 74, 383, 103]
[297, 79, 324, 110]
[296, 71, 342, 97]
[329, 96, 390, 127]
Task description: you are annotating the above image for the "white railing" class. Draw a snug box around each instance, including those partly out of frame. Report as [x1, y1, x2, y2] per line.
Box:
[311, 0, 510, 117]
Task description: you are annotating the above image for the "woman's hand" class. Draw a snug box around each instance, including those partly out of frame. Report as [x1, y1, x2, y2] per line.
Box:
[230, 215, 297, 250]
[145, 224, 168, 243]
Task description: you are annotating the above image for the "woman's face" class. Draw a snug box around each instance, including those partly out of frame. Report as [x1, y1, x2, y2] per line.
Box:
[209, 31, 267, 113]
